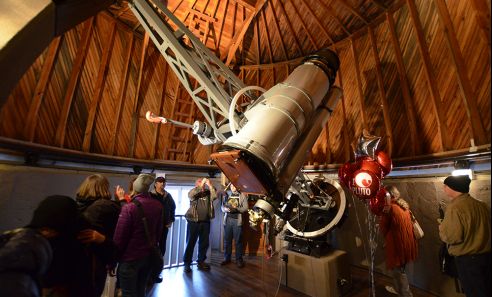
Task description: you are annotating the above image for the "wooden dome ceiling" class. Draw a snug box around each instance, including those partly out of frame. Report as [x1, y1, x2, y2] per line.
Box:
[0, 0, 490, 170]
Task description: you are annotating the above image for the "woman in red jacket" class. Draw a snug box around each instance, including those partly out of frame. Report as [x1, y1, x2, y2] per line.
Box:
[380, 185, 418, 297]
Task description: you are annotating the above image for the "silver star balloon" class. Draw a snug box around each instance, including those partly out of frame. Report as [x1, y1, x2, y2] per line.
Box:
[354, 131, 381, 160]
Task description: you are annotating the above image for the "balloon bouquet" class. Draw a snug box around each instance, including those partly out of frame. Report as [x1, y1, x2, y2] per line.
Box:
[338, 131, 393, 215]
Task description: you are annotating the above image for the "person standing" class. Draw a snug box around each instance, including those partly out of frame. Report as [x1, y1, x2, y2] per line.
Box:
[220, 183, 248, 268]
[76, 174, 124, 296]
[439, 175, 491, 297]
[183, 178, 217, 273]
[150, 176, 176, 258]
[113, 174, 164, 297]
[380, 185, 418, 297]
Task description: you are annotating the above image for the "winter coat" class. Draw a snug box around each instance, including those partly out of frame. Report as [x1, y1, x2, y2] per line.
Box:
[380, 198, 418, 269]
[0, 228, 52, 297]
[113, 193, 164, 262]
[76, 197, 121, 296]
[185, 185, 217, 222]
[221, 190, 249, 226]
[150, 190, 176, 226]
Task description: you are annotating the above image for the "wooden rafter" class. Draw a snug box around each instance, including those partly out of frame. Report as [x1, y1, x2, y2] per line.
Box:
[368, 0, 387, 10]
[319, 0, 351, 36]
[350, 37, 368, 129]
[469, 0, 491, 47]
[256, 15, 261, 85]
[268, 0, 289, 60]
[150, 63, 169, 159]
[128, 32, 150, 158]
[368, 27, 393, 156]
[434, 0, 487, 145]
[109, 32, 134, 156]
[333, 48, 351, 162]
[276, 0, 303, 56]
[285, 0, 318, 50]
[163, 83, 181, 159]
[232, 0, 255, 11]
[82, 21, 117, 152]
[407, 0, 450, 151]
[261, 10, 275, 63]
[55, 18, 94, 147]
[216, 0, 230, 51]
[224, 0, 267, 65]
[299, 0, 335, 45]
[24, 36, 62, 142]
[386, 12, 420, 156]
[334, 0, 369, 24]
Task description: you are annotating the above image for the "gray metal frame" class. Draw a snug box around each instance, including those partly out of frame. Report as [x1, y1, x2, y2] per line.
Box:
[129, 0, 250, 141]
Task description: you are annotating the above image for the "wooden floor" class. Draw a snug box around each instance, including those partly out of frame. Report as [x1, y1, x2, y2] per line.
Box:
[148, 251, 437, 297]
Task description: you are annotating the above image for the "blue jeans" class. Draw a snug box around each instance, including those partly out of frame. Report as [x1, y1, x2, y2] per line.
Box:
[118, 255, 152, 297]
[183, 221, 210, 264]
[223, 216, 243, 261]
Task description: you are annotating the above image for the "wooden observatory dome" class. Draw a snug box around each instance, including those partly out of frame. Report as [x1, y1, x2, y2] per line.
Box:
[0, 0, 490, 170]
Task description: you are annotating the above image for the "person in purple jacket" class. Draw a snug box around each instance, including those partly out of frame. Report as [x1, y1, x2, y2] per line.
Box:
[113, 174, 164, 297]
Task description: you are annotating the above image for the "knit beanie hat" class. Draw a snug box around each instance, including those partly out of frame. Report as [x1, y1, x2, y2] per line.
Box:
[133, 173, 155, 193]
[29, 195, 79, 234]
[444, 175, 471, 193]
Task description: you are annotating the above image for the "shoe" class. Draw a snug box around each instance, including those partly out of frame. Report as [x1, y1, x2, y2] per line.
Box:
[220, 260, 231, 266]
[184, 265, 192, 273]
[197, 262, 211, 270]
[236, 260, 245, 268]
[385, 285, 398, 295]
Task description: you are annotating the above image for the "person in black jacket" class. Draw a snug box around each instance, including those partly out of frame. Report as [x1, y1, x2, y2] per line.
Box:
[150, 176, 176, 258]
[76, 174, 126, 296]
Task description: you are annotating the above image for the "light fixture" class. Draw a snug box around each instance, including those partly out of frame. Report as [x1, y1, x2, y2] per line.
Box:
[452, 160, 473, 179]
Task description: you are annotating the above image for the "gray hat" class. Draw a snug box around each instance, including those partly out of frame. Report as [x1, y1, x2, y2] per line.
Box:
[133, 174, 155, 193]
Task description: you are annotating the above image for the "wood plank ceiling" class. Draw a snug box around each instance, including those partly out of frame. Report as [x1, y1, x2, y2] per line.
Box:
[0, 0, 490, 168]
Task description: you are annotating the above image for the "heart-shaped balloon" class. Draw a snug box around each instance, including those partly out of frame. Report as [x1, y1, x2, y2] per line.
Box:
[376, 150, 392, 177]
[350, 169, 380, 200]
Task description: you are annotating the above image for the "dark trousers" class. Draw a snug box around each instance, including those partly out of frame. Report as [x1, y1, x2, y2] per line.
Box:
[183, 221, 210, 264]
[223, 217, 243, 261]
[118, 255, 152, 297]
[455, 252, 491, 297]
[160, 227, 169, 257]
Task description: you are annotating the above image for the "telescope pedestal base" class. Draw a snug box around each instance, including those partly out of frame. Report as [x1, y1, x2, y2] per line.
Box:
[280, 249, 351, 297]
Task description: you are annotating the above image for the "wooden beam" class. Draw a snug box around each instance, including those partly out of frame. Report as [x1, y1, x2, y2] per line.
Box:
[163, 83, 181, 159]
[82, 21, 117, 152]
[386, 12, 420, 156]
[216, 0, 230, 51]
[285, 0, 319, 50]
[434, 0, 487, 145]
[151, 64, 169, 159]
[319, 0, 351, 36]
[276, 0, 303, 56]
[261, 10, 275, 63]
[350, 37, 368, 130]
[232, 0, 255, 11]
[55, 18, 94, 147]
[299, 0, 335, 45]
[224, 0, 267, 65]
[407, 0, 451, 151]
[333, 50, 351, 162]
[368, 0, 387, 10]
[109, 33, 134, 156]
[256, 16, 261, 86]
[469, 0, 491, 47]
[128, 32, 150, 158]
[368, 27, 393, 156]
[24, 36, 62, 142]
[268, 0, 289, 60]
[334, 0, 369, 24]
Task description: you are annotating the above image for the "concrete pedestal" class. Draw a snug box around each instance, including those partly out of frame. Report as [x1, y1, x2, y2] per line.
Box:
[280, 249, 351, 297]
